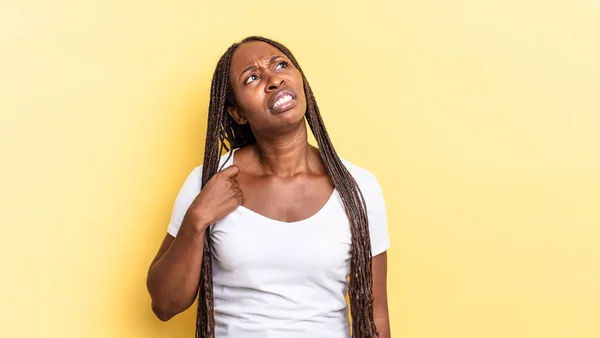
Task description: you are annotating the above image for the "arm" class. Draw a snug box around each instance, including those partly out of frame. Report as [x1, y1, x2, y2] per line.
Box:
[146, 214, 208, 321]
[146, 164, 242, 321]
[372, 251, 390, 338]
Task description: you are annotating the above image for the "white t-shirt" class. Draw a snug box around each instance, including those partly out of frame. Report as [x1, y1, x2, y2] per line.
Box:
[167, 148, 390, 338]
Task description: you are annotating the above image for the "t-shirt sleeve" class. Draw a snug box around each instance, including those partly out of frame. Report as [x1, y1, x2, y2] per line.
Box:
[167, 166, 203, 237]
[360, 170, 391, 256]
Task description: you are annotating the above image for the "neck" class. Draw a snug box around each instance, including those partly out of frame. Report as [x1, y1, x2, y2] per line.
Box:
[252, 122, 311, 177]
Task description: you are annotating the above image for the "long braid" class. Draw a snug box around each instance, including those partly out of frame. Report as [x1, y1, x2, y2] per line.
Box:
[304, 83, 377, 337]
[196, 45, 236, 338]
[196, 36, 377, 338]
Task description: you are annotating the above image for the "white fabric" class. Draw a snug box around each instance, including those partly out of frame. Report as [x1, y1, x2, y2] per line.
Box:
[167, 148, 390, 338]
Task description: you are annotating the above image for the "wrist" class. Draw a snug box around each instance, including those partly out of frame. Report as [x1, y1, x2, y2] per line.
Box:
[182, 212, 211, 235]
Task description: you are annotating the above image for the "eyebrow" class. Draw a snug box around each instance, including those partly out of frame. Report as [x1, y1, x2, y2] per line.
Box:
[238, 55, 284, 81]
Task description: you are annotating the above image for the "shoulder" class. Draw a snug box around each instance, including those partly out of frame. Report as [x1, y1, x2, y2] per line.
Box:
[338, 156, 390, 255]
[166, 151, 237, 237]
[185, 150, 236, 182]
[339, 157, 382, 191]
[338, 156, 387, 206]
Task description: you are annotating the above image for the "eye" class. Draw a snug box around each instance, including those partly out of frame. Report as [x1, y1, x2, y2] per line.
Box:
[275, 61, 289, 70]
[245, 74, 258, 85]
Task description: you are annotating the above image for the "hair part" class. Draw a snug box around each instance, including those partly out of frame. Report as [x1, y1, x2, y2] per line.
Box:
[197, 36, 377, 338]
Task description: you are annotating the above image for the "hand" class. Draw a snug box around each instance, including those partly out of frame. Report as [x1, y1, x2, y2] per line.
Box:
[184, 165, 243, 230]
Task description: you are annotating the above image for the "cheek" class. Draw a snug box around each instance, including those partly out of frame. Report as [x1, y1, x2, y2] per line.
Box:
[293, 73, 307, 101]
[236, 89, 266, 116]
[295, 85, 308, 107]
[248, 91, 266, 110]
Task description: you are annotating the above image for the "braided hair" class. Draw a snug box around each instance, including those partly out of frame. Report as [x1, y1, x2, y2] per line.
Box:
[197, 36, 377, 338]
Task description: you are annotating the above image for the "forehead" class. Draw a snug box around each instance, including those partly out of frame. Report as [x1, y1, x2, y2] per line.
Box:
[229, 41, 285, 75]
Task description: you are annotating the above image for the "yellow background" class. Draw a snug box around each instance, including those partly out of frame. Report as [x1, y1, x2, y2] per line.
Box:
[1, 0, 599, 337]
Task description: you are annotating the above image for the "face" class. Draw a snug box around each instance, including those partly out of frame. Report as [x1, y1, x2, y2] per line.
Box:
[227, 41, 307, 136]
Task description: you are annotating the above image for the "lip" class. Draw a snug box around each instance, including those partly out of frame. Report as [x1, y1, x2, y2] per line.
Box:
[268, 89, 296, 113]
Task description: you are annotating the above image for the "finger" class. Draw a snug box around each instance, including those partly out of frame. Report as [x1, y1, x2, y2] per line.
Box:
[232, 187, 243, 197]
[230, 179, 239, 189]
[221, 165, 239, 178]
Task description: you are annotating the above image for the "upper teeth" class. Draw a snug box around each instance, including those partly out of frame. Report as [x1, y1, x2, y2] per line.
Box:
[273, 95, 292, 108]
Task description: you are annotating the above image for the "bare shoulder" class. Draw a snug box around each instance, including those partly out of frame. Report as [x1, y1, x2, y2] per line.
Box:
[308, 145, 329, 176]
[231, 145, 261, 173]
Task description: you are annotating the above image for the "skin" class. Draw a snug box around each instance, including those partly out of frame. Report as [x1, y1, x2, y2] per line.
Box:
[146, 41, 390, 337]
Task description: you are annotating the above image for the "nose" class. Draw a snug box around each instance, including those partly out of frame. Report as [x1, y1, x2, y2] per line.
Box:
[266, 74, 284, 92]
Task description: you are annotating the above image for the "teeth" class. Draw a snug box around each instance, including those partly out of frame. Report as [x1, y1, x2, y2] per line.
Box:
[273, 95, 292, 108]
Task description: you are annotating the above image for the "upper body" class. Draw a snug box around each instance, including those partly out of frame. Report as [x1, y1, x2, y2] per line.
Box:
[146, 37, 391, 338]
[165, 146, 390, 337]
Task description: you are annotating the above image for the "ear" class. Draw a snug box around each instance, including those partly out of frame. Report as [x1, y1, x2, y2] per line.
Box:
[227, 105, 248, 125]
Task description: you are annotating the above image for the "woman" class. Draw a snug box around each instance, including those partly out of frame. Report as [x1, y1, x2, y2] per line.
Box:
[146, 36, 391, 338]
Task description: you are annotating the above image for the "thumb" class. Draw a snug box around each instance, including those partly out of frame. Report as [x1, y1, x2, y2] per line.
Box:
[221, 165, 240, 178]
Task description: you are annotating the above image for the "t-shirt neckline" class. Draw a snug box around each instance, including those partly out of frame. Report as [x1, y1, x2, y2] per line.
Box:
[227, 147, 338, 225]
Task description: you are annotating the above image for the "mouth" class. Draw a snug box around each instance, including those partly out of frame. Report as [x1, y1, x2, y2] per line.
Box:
[269, 89, 297, 113]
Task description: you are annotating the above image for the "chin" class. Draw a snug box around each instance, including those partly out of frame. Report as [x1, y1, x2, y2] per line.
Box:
[280, 106, 306, 122]
[269, 108, 306, 132]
